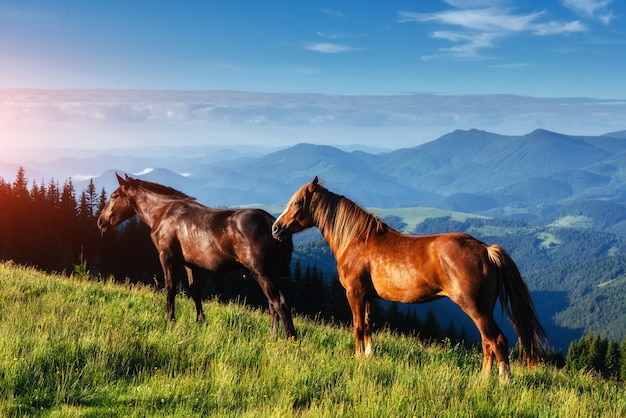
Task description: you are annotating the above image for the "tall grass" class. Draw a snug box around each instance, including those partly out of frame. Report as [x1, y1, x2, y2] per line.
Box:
[0, 261, 624, 417]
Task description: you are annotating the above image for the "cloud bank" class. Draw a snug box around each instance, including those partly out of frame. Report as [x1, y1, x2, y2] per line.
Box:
[398, 0, 600, 59]
[1, 89, 624, 160]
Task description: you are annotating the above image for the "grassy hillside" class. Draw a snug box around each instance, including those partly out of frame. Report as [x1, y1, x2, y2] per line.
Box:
[1, 262, 624, 417]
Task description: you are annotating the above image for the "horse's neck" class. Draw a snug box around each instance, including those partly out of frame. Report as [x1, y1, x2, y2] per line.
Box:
[130, 189, 173, 228]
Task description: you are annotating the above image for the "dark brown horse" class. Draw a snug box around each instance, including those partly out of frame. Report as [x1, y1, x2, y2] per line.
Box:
[272, 176, 547, 380]
[98, 174, 296, 338]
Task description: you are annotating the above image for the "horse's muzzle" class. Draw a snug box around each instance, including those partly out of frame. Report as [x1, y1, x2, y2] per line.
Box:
[96, 217, 109, 234]
[272, 223, 286, 241]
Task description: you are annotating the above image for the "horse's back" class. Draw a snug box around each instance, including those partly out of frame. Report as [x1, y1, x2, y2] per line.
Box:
[224, 208, 293, 277]
[414, 232, 491, 276]
[153, 202, 291, 275]
[230, 208, 275, 236]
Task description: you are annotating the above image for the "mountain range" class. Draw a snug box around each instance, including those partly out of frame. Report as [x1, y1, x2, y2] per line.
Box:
[3, 128, 626, 219]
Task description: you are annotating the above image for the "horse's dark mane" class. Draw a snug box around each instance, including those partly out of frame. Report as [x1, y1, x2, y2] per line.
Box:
[129, 178, 196, 201]
[312, 185, 386, 256]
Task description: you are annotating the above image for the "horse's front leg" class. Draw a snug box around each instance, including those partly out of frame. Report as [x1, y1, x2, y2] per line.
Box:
[346, 286, 367, 356]
[185, 266, 205, 323]
[159, 252, 177, 321]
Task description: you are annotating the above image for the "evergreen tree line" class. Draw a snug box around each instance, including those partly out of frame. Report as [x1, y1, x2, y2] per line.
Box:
[566, 331, 626, 381]
[0, 168, 161, 282]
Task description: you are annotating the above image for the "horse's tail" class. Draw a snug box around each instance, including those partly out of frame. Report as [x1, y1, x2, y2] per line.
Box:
[487, 244, 548, 365]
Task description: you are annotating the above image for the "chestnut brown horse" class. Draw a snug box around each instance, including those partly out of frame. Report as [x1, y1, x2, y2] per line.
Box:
[272, 176, 547, 380]
[98, 174, 296, 338]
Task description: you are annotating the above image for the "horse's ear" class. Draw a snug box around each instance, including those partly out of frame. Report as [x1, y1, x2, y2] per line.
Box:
[309, 176, 319, 192]
[116, 173, 126, 185]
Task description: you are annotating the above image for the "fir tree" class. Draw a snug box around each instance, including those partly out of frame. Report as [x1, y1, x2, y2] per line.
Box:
[620, 338, 626, 381]
[604, 340, 620, 379]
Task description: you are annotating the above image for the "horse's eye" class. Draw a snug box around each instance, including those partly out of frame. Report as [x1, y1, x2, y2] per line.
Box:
[294, 200, 303, 208]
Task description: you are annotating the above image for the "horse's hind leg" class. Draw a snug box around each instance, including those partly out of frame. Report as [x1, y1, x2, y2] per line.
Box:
[272, 287, 295, 338]
[185, 266, 205, 322]
[254, 274, 296, 339]
[268, 304, 279, 337]
[277, 289, 296, 338]
[474, 314, 511, 382]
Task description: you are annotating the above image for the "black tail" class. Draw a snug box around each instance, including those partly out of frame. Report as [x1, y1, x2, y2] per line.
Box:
[488, 245, 548, 365]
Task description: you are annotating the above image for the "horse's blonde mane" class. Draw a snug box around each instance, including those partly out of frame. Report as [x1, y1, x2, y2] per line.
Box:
[312, 187, 386, 256]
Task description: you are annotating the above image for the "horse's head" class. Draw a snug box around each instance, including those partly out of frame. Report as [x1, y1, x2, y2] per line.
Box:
[97, 173, 137, 233]
[272, 176, 320, 241]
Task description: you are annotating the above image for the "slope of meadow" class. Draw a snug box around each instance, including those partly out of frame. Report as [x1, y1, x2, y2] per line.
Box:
[0, 262, 624, 417]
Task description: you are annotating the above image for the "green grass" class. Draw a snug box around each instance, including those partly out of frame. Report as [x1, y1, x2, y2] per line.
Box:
[1, 261, 624, 417]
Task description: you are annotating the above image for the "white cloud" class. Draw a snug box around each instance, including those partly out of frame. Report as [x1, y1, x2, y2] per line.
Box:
[315, 30, 362, 40]
[0, 5, 58, 21]
[563, 0, 614, 24]
[429, 31, 499, 58]
[489, 63, 532, 69]
[305, 43, 357, 54]
[321, 8, 346, 19]
[134, 168, 154, 176]
[280, 66, 319, 76]
[400, 9, 543, 33]
[532, 20, 586, 35]
[443, 0, 502, 7]
[400, 5, 587, 59]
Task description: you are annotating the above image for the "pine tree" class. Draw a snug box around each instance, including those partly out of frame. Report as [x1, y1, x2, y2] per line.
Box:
[589, 334, 608, 375]
[407, 309, 421, 336]
[10, 167, 33, 261]
[604, 340, 620, 379]
[421, 308, 441, 340]
[445, 321, 458, 344]
[327, 275, 351, 324]
[620, 338, 626, 381]
[0, 178, 10, 258]
[97, 187, 108, 215]
[385, 302, 403, 332]
[566, 338, 583, 372]
[79, 179, 98, 219]
[12, 167, 29, 201]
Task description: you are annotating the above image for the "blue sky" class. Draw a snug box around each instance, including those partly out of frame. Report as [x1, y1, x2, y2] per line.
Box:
[1, 0, 624, 98]
[1, 0, 625, 157]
